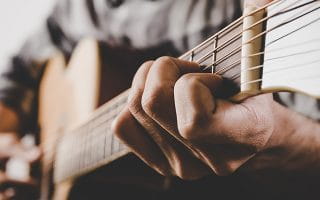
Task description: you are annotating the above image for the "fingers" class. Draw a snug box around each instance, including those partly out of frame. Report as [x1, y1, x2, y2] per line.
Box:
[112, 108, 171, 175]
[173, 73, 274, 175]
[141, 57, 200, 135]
[115, 56, 273, 178]
[174, 73, 223, 141]
[114, 58, 211, 179]
[174, 73, 272, 147]
[173, 73, 243, 175]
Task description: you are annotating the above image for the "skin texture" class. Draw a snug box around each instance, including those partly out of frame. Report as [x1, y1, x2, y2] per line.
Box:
[112, 56, 320, 180]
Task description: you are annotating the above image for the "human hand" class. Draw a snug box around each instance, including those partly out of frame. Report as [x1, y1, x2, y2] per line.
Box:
[112, 56, 282, 179]
[0, 104, 40, 199]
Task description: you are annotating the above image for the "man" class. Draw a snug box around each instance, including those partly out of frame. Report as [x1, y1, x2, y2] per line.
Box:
[1, 0, 320, 199]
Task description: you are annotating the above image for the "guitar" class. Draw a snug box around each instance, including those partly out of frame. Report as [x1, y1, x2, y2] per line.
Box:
[38, 0, 320, 199]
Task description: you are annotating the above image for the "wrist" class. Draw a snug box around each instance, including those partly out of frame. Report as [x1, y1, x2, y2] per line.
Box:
[254, 101, 320, 172]
[266, 101, 296, 149]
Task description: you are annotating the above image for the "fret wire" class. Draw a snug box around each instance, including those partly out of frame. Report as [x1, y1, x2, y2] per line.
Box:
[85, 111, 122, 148]
[110, 130, 114, 156]
[85, 95, 127, 130]
[68, 113, 119, 168]
[104, 128, 112, 158]
[212, 35, 218, 73]
[70, 98, 127, 151]
[189, 51, 194, 62]
[83, 126, 89, 169]
[180, 18, 242, 61]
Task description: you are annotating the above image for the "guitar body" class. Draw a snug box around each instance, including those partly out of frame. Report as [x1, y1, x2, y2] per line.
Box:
[38, 39, 171, 199]
[38, 39, 101, 199]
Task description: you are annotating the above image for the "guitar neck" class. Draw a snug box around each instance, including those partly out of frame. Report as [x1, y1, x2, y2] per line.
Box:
[54, 90, 130, 182]
[54, 0, 320, 183]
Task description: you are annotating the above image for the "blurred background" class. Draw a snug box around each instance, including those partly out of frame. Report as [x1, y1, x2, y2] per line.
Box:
[0, 0, 55, 66]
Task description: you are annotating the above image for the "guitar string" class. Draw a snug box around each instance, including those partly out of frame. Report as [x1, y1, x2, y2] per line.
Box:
[227, 15, 320, 82]
[214, 13, 320, 77]
[230, 50, 320, 85]
[198, 3, 317, 74]
[200, 3, 320, 73]
[240, 72, 320, 88]
[194, 0, 316, 65]
[42, 1, 318, 176]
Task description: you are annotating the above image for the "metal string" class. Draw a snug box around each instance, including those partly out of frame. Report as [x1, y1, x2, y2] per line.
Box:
[198, 4, 320, 77]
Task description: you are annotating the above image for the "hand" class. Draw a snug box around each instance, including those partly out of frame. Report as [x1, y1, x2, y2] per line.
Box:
[112, 57, 281, 179]
[0, 133, 41, 200]
[0, 104, 40, 199]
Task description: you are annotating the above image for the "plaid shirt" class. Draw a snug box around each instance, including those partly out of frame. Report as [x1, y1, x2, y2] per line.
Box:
[0, 0, 319, 131]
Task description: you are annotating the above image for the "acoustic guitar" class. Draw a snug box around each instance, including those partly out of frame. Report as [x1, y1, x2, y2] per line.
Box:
[38, 0, 320, 199]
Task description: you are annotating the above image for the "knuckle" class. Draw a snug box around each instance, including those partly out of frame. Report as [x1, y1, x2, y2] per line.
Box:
[111, 115, 127, 139]
[142, 85, 169, 118]
[175, 74, 200, 93]
[141, 60, 154, 68]
[127, 90, 143, 116]
[138, 60, 154, 72]
[132, 60, 154, 84]
[178, 121, 197, 141]
[154, 56, 174, 67]
[177, 73, 196, 85]
[178, 113, 208, 141]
